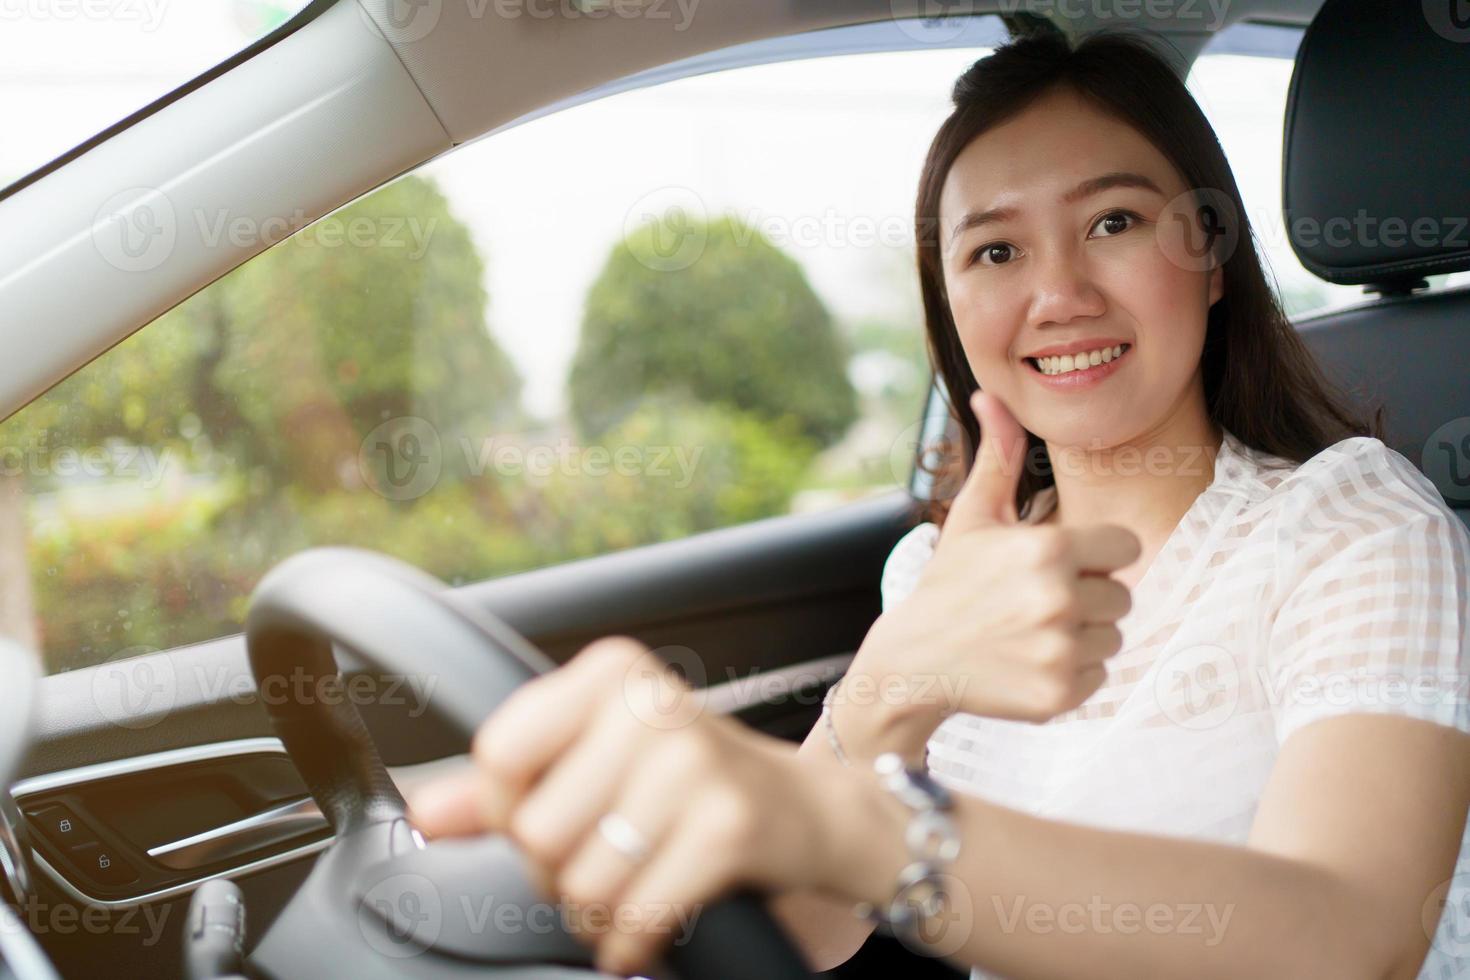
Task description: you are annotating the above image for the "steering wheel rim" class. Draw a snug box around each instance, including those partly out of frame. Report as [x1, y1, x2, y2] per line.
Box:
[242, 546, 812, 980]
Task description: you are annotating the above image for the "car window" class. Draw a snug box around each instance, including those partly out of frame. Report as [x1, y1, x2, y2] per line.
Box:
[1186, 21, 1470, 317]
[0, 0, 317, 192]
[0, 29, 1007, 672]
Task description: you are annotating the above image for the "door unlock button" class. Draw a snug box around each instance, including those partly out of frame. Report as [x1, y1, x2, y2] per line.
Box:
[70, 843, 139, 887]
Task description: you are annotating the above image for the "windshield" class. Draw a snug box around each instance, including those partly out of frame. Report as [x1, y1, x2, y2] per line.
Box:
[0, 0, 316, 191]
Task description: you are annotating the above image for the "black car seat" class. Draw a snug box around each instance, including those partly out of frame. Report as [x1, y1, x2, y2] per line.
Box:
[1283, 0, 1470, 531]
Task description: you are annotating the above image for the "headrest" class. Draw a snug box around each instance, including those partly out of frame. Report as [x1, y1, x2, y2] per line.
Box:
[1283, 0, 1470, 291]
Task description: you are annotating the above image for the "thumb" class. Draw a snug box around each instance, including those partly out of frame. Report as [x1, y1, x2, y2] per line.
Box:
[405, 769, 488, 839]
[946, 390, 1029, 530]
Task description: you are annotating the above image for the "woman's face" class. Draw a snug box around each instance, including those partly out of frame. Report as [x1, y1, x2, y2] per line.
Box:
[938, 84, 1224, 451]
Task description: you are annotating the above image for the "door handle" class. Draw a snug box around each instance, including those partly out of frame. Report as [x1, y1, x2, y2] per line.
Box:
[147, 797, 328, 871]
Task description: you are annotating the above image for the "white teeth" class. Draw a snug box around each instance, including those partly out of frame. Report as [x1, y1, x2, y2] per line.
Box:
[1036, 344, 1125, 375]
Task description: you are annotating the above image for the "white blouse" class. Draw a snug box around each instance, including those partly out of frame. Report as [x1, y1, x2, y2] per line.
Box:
[879, 428, 1470, 979]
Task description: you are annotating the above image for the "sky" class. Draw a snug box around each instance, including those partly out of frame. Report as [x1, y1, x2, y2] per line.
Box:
[3, 5, 1445, 419]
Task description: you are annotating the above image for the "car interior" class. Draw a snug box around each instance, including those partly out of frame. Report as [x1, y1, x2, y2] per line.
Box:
[0, 0, 1467, 977]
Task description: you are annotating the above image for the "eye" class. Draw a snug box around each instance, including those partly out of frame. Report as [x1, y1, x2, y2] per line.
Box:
[970, 242, 1017, 267]
[1090, 210, 1140, 238]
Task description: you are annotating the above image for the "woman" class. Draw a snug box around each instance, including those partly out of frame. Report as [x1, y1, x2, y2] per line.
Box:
[408, 31, 1470, 979]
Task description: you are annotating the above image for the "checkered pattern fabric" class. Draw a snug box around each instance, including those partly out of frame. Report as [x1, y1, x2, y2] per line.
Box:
[880, 429, 1470, 979]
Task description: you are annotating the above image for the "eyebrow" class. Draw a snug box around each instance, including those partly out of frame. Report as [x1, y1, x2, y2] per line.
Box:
[947, 171, 1165, 249]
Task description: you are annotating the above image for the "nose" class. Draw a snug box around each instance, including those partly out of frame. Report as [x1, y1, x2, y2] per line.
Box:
[1025, 246, 1106, 328]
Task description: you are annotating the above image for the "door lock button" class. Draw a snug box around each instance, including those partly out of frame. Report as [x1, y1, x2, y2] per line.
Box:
[28, 805, 100, 851]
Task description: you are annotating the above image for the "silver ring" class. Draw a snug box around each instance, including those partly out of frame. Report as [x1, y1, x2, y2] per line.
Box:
[596, 812, 650, 863]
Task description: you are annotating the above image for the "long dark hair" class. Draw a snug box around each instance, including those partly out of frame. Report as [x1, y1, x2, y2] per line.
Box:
[912, 30, 1384, 527]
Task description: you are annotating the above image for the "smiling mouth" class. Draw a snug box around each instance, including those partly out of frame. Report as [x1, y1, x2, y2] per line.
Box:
[1025, 343, 1131, 375]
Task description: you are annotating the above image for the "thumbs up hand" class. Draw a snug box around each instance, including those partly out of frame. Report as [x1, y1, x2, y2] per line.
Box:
[828, 391, 1142, 761]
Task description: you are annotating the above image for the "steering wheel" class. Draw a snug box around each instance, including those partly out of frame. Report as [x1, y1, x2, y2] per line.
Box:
[242, 547, 812, 980]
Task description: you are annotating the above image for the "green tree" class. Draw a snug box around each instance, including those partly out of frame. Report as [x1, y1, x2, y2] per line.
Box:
[0, 175, 522, 666]
[568, 215, 857, 449]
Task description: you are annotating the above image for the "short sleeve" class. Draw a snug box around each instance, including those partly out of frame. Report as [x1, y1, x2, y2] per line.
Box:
[880, 522, 939, 613]
[1265, 438, 1470, 745]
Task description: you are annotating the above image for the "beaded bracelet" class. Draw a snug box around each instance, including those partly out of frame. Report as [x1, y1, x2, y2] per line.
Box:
[851, 752, 962, 938]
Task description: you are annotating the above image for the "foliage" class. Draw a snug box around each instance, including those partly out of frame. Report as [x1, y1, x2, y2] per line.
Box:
[568, 215, 858, 449]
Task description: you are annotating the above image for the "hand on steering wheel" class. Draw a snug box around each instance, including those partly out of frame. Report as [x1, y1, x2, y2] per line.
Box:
[406, 637, 860, 977]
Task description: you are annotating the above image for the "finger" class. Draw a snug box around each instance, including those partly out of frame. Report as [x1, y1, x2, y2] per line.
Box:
[592, 808, 739, 978]
[472, 637, 651, 823]
[405, 769, 487, 839]
[1062, 523, 1143, 575]
[507, 698, 653, 873]
[553, 744, 688, 942]
[1071, 661, 1109, 705]
[943, 390, 1029, 532]
[1074, 575, 1133, 625]
[1074, 623, 1125, 665]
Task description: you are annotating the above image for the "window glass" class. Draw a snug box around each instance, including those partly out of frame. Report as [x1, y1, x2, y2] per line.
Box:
[1187, 22, 1470, 317]
[0, 0, 315, 190]
[0, 34, 1003, 672]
